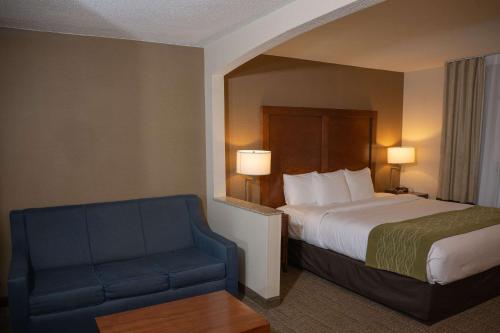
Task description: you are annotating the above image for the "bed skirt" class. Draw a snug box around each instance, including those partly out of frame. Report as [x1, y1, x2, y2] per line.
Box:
[288, 238, 500, 323]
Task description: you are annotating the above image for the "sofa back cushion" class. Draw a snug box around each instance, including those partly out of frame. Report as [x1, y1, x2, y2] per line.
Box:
[139, 197, 194, 254]
[18, 195, 199, 270]
[86, 202, 145, 264]
[25, 206, 92, 271]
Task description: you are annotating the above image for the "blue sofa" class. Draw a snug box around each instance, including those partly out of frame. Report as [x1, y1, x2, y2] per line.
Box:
[8, 194, 238, 333]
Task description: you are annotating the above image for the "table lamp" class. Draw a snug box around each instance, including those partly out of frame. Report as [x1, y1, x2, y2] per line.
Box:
[387, 146, 415, 191]
[236, 150, 271, 202]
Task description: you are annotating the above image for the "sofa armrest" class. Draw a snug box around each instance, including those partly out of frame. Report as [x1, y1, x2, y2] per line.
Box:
[8, 251, 30, 333]
[185, 196, 239, 296]
[191, 222, 235, 260]
[191, 222, 239, 296]
[193, 221, 238, 296]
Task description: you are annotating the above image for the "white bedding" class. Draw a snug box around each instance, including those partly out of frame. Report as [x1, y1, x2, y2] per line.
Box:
[279, 194, 500, 284]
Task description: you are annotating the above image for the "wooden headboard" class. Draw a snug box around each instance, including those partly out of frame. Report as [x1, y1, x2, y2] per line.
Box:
[260, 106, 377, 208]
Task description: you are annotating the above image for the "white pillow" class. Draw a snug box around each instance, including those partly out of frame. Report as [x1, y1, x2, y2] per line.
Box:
[283, 171, 318, 205]
[312, 170, 351, 206]
[344, 167, 375, 201]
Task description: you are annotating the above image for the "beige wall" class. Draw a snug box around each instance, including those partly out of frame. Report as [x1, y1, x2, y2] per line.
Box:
[401, 67, 445, 198]
[0, 28, 205, 296]
[225, 55, 404, 202]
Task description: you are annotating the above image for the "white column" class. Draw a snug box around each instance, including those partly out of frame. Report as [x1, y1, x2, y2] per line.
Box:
[203, 0, 380, 300]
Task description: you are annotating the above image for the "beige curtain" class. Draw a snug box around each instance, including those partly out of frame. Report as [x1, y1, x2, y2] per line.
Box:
[438, 57, 485, 203]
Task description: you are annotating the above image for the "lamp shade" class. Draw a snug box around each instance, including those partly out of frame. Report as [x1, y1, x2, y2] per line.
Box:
[236, 150, 271, 176]
[387, 147, 415, 164]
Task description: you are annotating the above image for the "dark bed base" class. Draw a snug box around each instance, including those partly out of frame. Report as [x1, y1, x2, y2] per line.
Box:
[288, 238, 500, 323]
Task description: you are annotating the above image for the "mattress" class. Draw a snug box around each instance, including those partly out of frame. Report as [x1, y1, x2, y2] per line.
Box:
[278, 193, 500, 284]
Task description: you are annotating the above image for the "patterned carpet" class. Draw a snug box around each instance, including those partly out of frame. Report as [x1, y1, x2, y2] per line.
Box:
[243, 267, 500, 333]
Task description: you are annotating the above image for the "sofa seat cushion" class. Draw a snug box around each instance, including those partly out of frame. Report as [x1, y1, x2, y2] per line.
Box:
[30, 265, 104, 315]
[94, 257, 168, 300]
[150, 247, 226, 289]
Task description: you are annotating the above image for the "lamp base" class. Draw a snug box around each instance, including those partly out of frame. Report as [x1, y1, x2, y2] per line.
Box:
[244, 176, 257, 202]
[389, 165, 401, 189]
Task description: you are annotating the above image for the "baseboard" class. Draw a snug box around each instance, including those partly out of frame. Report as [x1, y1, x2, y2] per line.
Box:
[238, 282, 281, 308]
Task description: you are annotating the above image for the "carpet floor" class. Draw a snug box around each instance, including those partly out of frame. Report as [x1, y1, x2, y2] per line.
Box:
[242, 267, 500, 333]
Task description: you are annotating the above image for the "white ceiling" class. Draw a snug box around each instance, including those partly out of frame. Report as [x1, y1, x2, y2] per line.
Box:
[267, 0, 500, 72]
[0, 0, 293, 47]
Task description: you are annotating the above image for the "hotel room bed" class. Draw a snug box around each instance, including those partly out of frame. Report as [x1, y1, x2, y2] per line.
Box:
[286, 236, 500, 323]
[279, 193, 500, 285]
[259, 106, 500, 322]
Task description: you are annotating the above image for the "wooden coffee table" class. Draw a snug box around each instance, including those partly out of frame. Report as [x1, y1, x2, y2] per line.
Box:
[96, 290, 270, 333]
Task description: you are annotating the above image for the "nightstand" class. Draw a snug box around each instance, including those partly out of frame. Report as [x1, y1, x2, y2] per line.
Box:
[281, 214, 289, 272]
[385, 189, 429, 199]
